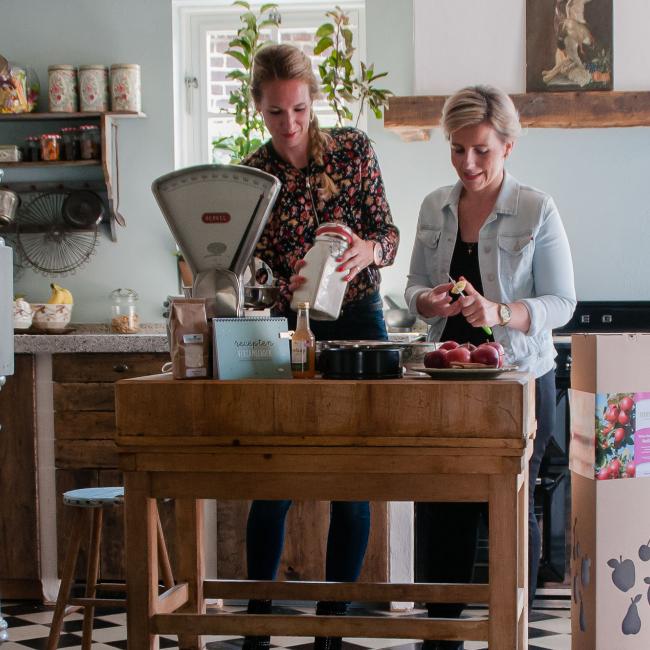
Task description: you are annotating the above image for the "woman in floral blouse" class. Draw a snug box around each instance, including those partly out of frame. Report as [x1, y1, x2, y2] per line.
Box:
[242, 43, 399, 650]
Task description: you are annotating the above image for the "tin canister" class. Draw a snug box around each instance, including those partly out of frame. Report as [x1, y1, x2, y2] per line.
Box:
[48, 65, 78, 112]
[79, 65, 109, 112]
[110, 64, 141, 112]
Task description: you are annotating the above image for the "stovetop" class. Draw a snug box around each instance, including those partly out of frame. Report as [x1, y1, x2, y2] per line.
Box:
[553, 301, 650, 335]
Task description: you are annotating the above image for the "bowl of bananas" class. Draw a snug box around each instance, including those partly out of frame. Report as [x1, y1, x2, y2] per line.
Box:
[31, 283, 73, 330]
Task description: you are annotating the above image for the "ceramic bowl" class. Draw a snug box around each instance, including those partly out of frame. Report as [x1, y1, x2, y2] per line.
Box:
[31, 303, 73, 330]
[400, 341, 439, 370]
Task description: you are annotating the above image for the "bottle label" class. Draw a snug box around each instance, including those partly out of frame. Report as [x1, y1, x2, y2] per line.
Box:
[291, 340, 309, 369]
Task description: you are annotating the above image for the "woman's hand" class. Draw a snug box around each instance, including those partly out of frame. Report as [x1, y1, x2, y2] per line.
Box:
[288, 259, 307, 293]
[335, 232, 376, 282]
[457, 278, 500, 328]
[416, 282, 462, 319]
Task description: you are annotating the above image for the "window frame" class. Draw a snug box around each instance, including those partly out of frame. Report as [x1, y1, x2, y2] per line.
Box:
[173, 0, 366, 168]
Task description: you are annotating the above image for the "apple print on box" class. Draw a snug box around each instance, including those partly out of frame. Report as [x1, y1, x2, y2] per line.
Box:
[608, 556, 636, 592]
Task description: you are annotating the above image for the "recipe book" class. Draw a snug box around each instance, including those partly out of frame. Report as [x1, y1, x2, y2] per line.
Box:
[212, 316, 292, 380]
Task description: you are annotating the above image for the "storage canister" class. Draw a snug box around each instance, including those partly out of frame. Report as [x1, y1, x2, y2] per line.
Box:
[289, 222, 353, 321]
[110, 64, 141, 112]
[79, 65, 109, 112]
[110, 288, 140, 333]
[48, 65, 78, 112]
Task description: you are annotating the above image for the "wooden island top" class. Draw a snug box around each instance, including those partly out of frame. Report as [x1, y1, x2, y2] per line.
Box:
[115, 372, 535, 649]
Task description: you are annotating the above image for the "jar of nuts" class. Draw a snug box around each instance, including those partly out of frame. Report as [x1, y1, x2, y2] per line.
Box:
[110, 288, 140, 333]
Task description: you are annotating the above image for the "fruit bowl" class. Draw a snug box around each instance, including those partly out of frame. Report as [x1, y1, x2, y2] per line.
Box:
[31, 303, 73, 330]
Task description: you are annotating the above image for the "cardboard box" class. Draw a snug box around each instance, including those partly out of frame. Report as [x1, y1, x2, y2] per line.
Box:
[570, 334, 650, 649]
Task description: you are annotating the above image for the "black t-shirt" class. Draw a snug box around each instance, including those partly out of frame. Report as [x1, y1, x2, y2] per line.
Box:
[441, 234, 494, 347]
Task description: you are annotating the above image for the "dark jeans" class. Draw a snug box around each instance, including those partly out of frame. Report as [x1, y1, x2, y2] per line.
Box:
[421, 368, 556, 619]
[247, 293, 387, 584]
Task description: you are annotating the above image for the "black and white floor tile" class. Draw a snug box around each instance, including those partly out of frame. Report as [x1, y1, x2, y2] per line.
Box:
[0, 593, 571, 650]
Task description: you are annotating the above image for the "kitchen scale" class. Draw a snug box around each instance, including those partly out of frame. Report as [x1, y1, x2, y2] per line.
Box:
[152, 164, 281, 317]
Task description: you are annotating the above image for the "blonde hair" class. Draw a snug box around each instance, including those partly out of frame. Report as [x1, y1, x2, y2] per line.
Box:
[251, 43, 338, 199]
[441, 85, 521, 142]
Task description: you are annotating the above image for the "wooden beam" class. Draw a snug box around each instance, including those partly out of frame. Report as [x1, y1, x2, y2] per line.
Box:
[384, 91, 650, 138]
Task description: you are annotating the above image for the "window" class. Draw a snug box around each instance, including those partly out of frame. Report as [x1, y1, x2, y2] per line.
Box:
[173, 1, 365, 167]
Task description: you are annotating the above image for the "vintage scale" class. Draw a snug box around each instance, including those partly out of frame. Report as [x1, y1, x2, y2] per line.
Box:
[152, 164, 281, 316]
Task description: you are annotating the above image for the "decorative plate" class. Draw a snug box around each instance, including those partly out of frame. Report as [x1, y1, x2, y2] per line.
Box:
[412, 365, 519, 379]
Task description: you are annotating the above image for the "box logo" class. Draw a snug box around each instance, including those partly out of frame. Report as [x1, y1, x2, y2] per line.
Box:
[202, 212, 231, 224]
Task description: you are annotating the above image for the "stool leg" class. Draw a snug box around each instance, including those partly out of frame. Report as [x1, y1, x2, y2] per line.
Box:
[82, 507, 104, 650]
[156, 508, 175, 590]
[47, 507, 87, 650]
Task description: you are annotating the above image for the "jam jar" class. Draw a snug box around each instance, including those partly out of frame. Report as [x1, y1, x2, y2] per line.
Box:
[40, 133, 61, 161]
[79, 124, 100, 160]
[24, 136, 41, 161]
[60, 126, 80, 161]
[110, 288, 140, 334]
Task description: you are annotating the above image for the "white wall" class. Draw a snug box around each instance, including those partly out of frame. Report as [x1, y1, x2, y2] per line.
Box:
[2, 0, 178, 323]
[368, 0, 650, 305]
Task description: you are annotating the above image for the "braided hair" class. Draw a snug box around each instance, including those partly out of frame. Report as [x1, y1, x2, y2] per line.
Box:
[251, 43, 338, 199]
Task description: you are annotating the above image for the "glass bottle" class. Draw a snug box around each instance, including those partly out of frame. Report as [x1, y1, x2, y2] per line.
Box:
[24, 136, 40, 161]
[291, 301, 316, 379]
[60, 126, 79, 161]
[79, 124, 100, 160]
[110, 288, 140, 333]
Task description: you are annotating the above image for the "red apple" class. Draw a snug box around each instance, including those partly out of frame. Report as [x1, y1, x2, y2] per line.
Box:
[470, 344, 500, 367]
[446, 346, 472, 364]
[424, 349, 450, 368]
[438, 340, 459, 351]
[459, 342, 477, 352]
[484, 342, 505, 368]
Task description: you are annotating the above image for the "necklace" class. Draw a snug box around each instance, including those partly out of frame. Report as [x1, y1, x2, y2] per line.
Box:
[465, 241, 476, 255]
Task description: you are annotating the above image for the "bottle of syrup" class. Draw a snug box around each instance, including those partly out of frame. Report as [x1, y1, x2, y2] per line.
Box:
[291, 301, 316, 378]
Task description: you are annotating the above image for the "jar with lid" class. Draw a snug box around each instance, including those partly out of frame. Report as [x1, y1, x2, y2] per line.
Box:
[79, 124, 100, 160]
[289, 222, 353, 321]
[24, 136, 40, 161]
[110, 288, 140, 333]
[79, 65, 109, 112]
[40, 133, 61, 161]
[110, 64, 141, 112]
[48, 64, 77, 112]
[60, 126, 80, 161]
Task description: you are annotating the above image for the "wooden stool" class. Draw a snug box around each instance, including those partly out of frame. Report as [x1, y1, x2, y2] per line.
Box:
[47, 487, 174, 650]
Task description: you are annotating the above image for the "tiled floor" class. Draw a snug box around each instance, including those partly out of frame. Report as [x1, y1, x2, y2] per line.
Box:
[0, 593, 571, 650]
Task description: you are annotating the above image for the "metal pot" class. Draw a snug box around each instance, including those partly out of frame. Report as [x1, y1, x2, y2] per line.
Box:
[319, 345, 403, 379]
[0, 188, 19, 226]
[384, 295, 416, 330]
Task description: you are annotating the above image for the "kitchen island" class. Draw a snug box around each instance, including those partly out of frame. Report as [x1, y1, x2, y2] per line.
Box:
[115, 372, 535, 649]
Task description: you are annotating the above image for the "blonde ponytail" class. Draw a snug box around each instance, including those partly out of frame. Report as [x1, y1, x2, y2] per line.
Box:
[308, 113, 338, 201]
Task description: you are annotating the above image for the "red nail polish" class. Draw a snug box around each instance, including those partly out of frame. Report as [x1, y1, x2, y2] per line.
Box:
[337, 265, 344, 272]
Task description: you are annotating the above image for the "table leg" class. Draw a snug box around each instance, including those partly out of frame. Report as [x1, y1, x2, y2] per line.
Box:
[176, 498, 205, 650]
[518, 460, 529, 649]
[489, 473, 519, 649]
[125, 472, 159, 650]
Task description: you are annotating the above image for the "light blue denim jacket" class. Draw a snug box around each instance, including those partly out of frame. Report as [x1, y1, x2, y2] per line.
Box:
[405, 172, 576, 378]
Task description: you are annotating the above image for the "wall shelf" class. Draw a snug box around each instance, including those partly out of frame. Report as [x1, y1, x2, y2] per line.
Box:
[383, 91, 650, 141]
[0, 111, 146, 242]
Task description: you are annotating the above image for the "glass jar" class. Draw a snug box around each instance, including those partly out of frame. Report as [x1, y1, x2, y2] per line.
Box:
[60, 126, 80, 161]
[79, 124, 100, 160]
[40, 133, 61, 161]
[24, 136, 40, 161]
[289, 222, 353, 321]
[110, 288, 140, 333]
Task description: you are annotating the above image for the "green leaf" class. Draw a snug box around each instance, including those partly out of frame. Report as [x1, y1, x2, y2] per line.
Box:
[316, 23, 335, 38]
[227, 70, 246, 81]
[232, 0, 250, 9]
[227, 49, 249, 68]
[258, 19, 279, 28]
[342, 28, 354, 51]
[314, 36, 334, 55]
[260, 3, 278, 13]
[228, 37, 252, 53]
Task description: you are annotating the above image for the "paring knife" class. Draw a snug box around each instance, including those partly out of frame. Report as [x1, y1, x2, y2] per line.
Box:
[447, 273, 493, 336]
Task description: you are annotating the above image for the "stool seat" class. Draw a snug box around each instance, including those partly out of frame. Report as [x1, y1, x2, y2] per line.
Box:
[63, 487, 125, 507]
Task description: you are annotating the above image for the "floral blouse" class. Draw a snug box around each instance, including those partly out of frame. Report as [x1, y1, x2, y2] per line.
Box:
[244, 127, 399, 315]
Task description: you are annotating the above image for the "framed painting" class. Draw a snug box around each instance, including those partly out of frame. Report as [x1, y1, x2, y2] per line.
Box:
[526, 0, 613, 92]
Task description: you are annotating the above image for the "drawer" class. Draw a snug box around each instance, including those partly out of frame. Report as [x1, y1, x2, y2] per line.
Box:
[53, 353, 168, 383]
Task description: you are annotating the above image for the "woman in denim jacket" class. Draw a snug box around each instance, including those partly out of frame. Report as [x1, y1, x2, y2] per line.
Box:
[404, 85, 576, 650]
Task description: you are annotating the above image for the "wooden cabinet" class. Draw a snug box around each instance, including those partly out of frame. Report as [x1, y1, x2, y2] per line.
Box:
[0, 354, 41, 598]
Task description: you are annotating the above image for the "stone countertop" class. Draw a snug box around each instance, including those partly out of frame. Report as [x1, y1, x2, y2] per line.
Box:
[14, 324, 169, 354]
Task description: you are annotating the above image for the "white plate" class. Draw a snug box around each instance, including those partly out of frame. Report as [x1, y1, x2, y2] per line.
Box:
[412, 365, 519, 378]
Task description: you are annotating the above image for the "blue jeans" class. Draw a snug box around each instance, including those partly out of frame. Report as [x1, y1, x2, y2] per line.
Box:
[248, 293, 387, 583]
[421, 368, 556, 617]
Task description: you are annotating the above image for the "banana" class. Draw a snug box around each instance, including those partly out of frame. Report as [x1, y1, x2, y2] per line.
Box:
[48, 282, 74, 305]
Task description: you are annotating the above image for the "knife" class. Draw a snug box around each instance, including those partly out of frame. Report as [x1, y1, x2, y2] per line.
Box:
[447, 274, 493, 336]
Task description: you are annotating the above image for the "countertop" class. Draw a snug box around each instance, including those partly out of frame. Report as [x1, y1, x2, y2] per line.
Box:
[14, 323, 168, 354]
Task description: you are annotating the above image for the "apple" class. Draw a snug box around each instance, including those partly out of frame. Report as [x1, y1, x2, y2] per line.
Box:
[620, 396, 634, 412]
[446, 346, 472, 364]
[484, 341, 505, 367]
[438, 340, 459, 351]
[614, 428, 626, 447]
[639, 538, 650, 561]
[604, 405, 620, 422]
[470, 343, 500, 367]
[459, 342, 477, 352]
[607, 555, 636, 592]
[424, 349, 450, 369]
